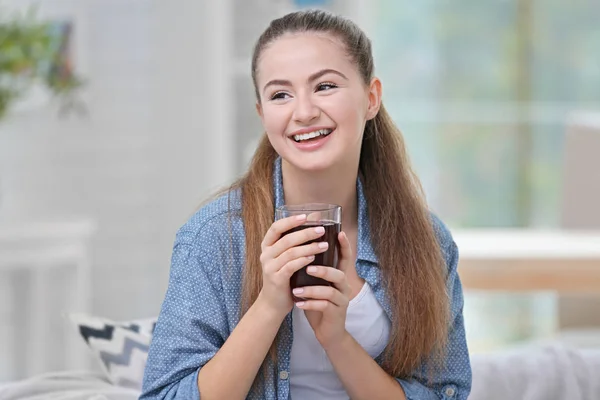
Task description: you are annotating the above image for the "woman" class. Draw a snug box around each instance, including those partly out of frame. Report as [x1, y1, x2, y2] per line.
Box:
[141, 9, 471, 400]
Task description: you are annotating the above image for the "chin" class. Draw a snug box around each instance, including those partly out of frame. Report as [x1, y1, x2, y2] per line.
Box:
[284, 153, 341, 174]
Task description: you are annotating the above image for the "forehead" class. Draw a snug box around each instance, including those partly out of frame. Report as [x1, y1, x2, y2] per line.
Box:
[256, 33, 352, 81]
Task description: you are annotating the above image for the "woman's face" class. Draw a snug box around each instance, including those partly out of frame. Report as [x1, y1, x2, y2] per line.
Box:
[255, 32, 381, 172]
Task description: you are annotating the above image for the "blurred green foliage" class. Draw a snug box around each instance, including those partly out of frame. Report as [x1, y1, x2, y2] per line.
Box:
[0, 7, 84, 120]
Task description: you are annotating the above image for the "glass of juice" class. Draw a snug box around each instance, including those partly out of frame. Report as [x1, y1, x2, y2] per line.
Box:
[275, 203, 341, 302]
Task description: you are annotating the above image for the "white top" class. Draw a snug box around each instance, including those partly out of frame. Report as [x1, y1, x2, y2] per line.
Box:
[289, 282, 391, 399]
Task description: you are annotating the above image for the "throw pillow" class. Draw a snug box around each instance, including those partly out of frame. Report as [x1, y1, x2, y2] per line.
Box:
[67, 313, 157, 390]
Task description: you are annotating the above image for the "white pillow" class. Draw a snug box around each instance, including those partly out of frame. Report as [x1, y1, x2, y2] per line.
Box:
[67, 313, 157, 390]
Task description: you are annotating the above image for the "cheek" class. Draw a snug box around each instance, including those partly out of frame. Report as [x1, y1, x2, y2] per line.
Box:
[261, 106, 287, 131]
[334, 99, 366, 132]
[261, 108, 291, 149]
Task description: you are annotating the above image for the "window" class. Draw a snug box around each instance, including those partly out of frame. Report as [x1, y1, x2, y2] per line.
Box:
[369, 0, 600, 350]
[371, 0, 600, 228]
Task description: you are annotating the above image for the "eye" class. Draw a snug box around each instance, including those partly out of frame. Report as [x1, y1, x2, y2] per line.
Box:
[270, 91, 290, 101]
[316, 82, 338, 91]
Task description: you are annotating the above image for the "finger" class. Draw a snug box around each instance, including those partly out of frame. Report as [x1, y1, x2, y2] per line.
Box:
[261, 214, 307, 250]
[270, 225, 326, 259]
[295, 299, 336, 312]
[272, 241, 328, 271]
[293, 285, 348, 308]
[337, 231, 354, 273]
[264, 242, 328, 275]
[275, 255, 315, 278]
[306, 266, 351, 297]
[306, 265, 344, 284]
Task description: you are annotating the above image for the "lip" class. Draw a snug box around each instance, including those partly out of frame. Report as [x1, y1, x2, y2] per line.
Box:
[287, 126, 335, 138]
[290, 128, 335, 151]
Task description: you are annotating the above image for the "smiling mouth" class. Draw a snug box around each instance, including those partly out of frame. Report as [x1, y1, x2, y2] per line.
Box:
[292, 128, 333, 143]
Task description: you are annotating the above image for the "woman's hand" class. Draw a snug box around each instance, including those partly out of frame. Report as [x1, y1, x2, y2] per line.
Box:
[294, 231, 355, 349]
[256, 214, 329, 319]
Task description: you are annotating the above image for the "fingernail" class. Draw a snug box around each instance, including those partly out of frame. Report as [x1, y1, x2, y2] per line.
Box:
[292, 288, 304, 294]
[318, 242, 328, 249]
[314, 226, 325, 234]
[296, 302, 305, 307]
[307, 255, 315, 261]
[296, 214, 307, 221]
[307, 266, 317, 273]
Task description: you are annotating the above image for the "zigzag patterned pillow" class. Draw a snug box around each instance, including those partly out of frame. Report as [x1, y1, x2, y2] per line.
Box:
[68, 313, 157, 390]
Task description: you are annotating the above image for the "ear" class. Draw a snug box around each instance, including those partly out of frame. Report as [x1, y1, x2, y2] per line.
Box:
[256, 102, 263, 118]
[366, 77, 382, 121]
[256, 101, 265, 124]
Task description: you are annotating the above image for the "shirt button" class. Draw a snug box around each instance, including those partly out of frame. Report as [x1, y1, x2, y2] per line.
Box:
[279, 370, 289, 380]
[445, 387, 456, 397]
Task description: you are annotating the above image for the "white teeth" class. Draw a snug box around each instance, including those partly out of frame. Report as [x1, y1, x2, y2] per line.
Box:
[293, 129, 332, 142]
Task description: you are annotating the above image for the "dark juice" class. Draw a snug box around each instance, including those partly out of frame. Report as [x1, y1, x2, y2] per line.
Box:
[282, 221, 341, 302]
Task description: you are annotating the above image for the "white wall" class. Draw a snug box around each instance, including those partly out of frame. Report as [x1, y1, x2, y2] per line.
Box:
[0, 0, 376, 381]
[0, 0, 234, 380]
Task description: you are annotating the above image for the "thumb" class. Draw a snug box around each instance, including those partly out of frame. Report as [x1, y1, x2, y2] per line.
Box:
[337, 231, 354, 273]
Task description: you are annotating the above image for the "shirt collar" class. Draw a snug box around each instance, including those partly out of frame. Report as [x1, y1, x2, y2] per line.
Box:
[273, 157, 378, 264]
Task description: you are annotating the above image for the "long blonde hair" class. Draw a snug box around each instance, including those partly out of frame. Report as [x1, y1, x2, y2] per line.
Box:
[225, 9, 449, 383]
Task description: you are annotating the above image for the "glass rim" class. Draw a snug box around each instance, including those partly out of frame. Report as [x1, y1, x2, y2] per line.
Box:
[276, 203, 341, 213]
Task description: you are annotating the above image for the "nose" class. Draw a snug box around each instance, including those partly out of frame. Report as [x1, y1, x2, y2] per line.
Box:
[292, 92, 320, 125]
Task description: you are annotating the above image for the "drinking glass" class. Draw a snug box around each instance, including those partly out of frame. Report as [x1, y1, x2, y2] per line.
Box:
[275, 203, 342, 302]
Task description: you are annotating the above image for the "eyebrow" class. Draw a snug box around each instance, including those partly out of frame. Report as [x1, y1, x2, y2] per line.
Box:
[262, 68, 349, 95]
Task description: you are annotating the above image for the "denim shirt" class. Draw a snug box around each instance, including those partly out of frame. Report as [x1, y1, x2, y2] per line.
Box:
[140, 157, 472, 400]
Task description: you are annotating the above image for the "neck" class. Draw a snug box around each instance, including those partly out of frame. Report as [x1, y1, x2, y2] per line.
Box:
[281, 159, 359, 232]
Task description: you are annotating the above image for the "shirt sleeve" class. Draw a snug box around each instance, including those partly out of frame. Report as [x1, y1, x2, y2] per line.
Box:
[140, 230, 230, 400]
[395, 217, 472, 400]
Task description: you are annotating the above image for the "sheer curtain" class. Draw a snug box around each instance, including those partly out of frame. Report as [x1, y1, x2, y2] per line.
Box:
[367, 0, 600, 351]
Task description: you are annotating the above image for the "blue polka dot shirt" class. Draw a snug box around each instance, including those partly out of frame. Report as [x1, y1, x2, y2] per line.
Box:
[140, 157, 472, 400]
